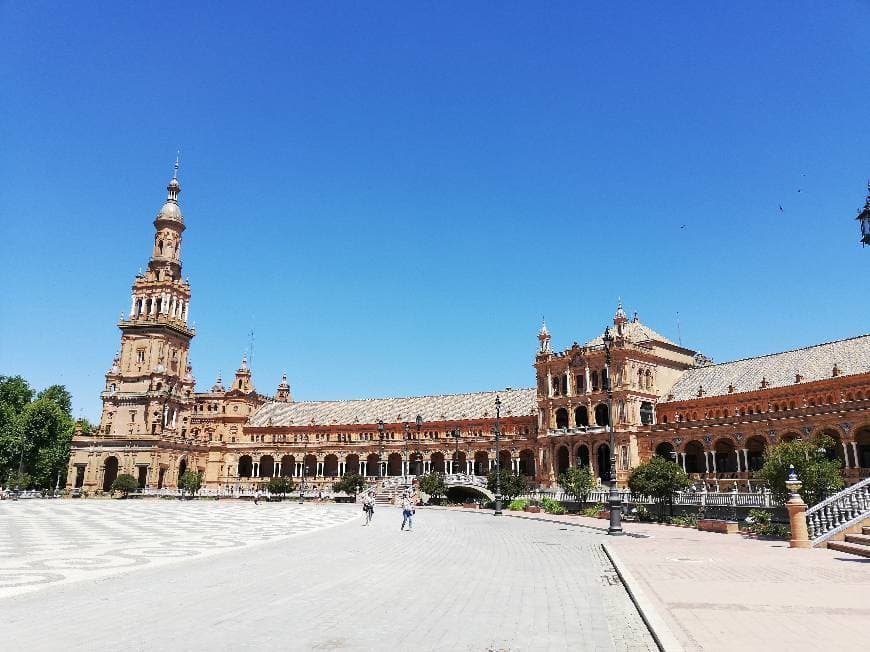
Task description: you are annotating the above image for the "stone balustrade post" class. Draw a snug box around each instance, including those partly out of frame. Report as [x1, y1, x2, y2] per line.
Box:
[785, 465, 810, 549]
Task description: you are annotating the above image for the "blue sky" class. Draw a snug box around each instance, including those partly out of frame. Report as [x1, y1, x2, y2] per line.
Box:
[1, 2, 869, 421]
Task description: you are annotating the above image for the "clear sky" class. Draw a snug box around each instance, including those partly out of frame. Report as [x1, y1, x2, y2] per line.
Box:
[1, 2, 869, 422]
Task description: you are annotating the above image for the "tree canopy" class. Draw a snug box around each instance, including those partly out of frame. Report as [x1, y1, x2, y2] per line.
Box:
[757, 435, 844, 505]
[558, 465, 596, 504]
[111, 473, 138, 497]
[487, 468, 528, 500]
[418, 472, 447, 499]
[333, 472, 366, 495]
[627, 456, 691, 519]
[0, 375, 77, 489]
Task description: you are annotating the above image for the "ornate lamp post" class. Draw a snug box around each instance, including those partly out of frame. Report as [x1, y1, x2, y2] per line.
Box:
[299, 462, 306, 505]
[403, 422, 410, 479]
[602, 327, 623, 535]
[857, 181, 870, 247]
[415, 414, 423, 476]
[377, 419, 385, 479]
[494, 396, 503, 516]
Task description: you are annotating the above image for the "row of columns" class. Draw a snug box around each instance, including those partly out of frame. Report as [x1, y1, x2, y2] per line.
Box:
[130, 293, 188, 322]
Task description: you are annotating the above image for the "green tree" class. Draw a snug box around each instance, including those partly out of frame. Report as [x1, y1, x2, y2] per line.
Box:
[268, 476, 295, 496]
[558, 465, 596, 505]
[36, 385, 73, 416]
[418, 472, 447, 500]
[487, 468, 528, 500]
[5, 469, 31, 491]
[179, 470, 203, 496]
[111, 473, 138, 498]
[627, 456, 691, 520]
[0, 376, 34, 414]
[757, 435, 844, 506]
[333, 472, 366, 496]
[18, 398, 74, 488]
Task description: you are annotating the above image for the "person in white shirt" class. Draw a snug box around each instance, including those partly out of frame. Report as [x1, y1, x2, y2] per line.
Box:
[400, 494, 414, 531]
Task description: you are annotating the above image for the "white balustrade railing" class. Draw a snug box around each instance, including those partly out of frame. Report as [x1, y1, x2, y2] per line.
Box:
[806, 477, 870, 544]
[517, 488, 780, 508]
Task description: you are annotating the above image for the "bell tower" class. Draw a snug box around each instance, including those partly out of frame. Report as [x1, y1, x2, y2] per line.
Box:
[98, 162, 196, 440]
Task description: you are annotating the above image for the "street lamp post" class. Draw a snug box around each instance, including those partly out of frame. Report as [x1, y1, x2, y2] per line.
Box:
[299, 462, 305, 504]
[403, 423, 410, 480]
[377, 419, 385, 479]
[14, 432, 28, 499]
[603, 327, 623, 535]
[857, 181, 870, 247]
[451, 427, 461, 473]
[415, 414, 423, 477]
[494, 396, 503, 516]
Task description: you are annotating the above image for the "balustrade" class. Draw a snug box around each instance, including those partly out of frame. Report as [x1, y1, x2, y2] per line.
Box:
[805, 477, 870, 542]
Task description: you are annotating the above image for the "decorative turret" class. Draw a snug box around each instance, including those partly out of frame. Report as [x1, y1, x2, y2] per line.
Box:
[538, 319, 551, 354]
[275, 373, 292, 402]
[233, 353, 254, 393]
[211, 373, 225, 393]
[614, 301, 628, 336]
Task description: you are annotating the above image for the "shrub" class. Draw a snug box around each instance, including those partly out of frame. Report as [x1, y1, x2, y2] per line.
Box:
[111, 473, 138, 498]
[540, 496, 566, 515]
[670, 514, 699, 528]
[268, 476, 295, 496]
[179, 470, 203, 496]
[744, 508, 789, 539]
[558, 466, 596, 505]
[417, 473, 447, 500]
[581, 503, 605, 517]
[628, 456, 691, 520]
[332, 473, 365, 496]
[757, 435, 844, 505]
[633, 504, 655, 522]
[508, 499, 528, 511]
[487, 469, 528, 500]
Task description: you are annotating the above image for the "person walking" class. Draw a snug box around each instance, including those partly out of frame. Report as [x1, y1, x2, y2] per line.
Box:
[400, 493, 414, 531]
[254, 488, 261, 505]
[363, 492, 374, 525]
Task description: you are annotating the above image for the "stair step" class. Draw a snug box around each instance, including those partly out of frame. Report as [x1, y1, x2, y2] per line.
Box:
[862, 526, 870, 536]
[844, 534, 870, 546]
[827, 541, 870, 559]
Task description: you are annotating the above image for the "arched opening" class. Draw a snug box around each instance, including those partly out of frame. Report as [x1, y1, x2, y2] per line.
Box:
[158, 240, 164, 255]
[714, 439, 737, 473]
[366, 453, 380, 477]
[856, 426, 870, 468]
[258, 455, 274, 478]
[177, 458, 188, 484]
[238, 455, 253, 478]
[553, 376, 561, 396]
[746, 436, 766, 472]
[597, 444, 611, 481]
[302, 454, 317, 478]
[594, 403, 610, 427]
[474, 451, 489, 476]
[640, 401, 654, 425]
[684, 441, 704, 473]
[430, 451, 445, 473]
[102, 456, 119, 492]
[591, 370, 599, 391]
[655, 442, 676, 461]
[816, 428, 845, 467]
[387, 452, 403, 476]
[499, 449, 511, 472]
[780, 432, 800, 444]
[576, 444, 590, 468]
[555, 408, 569, 429]
[555, 446, 569, 475]
[453, 450, 467, 474]
[323, 454, 339, 477]
[519, 449, 535, 477]
[574, 405, 589, 427]
[345, 454, 360, 475]
[280, 455, 295, 477]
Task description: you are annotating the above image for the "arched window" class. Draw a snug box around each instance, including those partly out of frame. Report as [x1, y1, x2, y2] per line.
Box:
[553, 376, 560, 396]
[555, 408, 569, 429]
[594, 403, 609, 427]
[601, 368, 608, 390]
[591, 371, 599, 391]
[158, 240, 164, 255]
[574, 405, 589, 427]
[640, 401, 654, 425]
[645, 370, 652, 389]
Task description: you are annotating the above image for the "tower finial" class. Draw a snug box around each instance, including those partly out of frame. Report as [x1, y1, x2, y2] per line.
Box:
[173, 150, 180, 180]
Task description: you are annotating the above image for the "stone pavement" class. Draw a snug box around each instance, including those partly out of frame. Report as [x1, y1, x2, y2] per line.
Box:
[0, 500, 655, 651]
[499, 510, 870, 652]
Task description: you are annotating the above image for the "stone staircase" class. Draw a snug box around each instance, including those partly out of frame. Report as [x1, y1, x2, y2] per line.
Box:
[805, 476, 870, 558]
[825, 523, 870, 558]
[362, 478, 414, 505]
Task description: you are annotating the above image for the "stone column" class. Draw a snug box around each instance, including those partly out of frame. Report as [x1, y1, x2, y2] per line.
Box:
[842, 441, 851, 469]
[681, 453, 687, 472]
[711, 453, 717, 473]
[735, 451, 742, 473]
[704, 451, 710, 473]
[851, 442, 859, 468]
[566, 370, 573, 397]
[585, 366, 591, 394]
[130, 295, 137, 318]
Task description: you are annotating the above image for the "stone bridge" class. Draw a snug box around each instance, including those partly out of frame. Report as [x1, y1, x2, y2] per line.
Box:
[441, 473, 494, 500]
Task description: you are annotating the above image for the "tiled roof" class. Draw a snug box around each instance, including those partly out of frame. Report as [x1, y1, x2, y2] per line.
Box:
[664, 334, 870, 402]
[248, 388, 537, 427]
[585, 319, 678, 348]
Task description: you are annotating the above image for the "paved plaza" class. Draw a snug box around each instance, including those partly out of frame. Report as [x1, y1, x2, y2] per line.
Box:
[0, 500, 654, 651]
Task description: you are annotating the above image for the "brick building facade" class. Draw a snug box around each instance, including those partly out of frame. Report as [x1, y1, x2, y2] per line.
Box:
[66, 172, 870, 493]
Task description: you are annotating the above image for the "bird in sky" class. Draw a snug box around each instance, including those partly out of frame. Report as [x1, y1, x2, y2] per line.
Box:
[779, 204, 784, 212]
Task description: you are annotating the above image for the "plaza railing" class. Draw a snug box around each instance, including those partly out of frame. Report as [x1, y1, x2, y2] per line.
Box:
[519, 488, 781, 508]
[805, 476, 870, 545]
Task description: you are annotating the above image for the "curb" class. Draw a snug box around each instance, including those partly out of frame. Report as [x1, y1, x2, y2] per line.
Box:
[602, 542, 684, 652]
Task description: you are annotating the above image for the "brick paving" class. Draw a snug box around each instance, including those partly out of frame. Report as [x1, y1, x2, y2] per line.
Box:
[0, 500, 654, 651]
[500, 510, 870, 652]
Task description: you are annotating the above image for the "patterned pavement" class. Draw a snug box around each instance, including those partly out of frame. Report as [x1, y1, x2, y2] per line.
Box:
[0, 500, 655, 651]
[0, 499, 357, 599]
